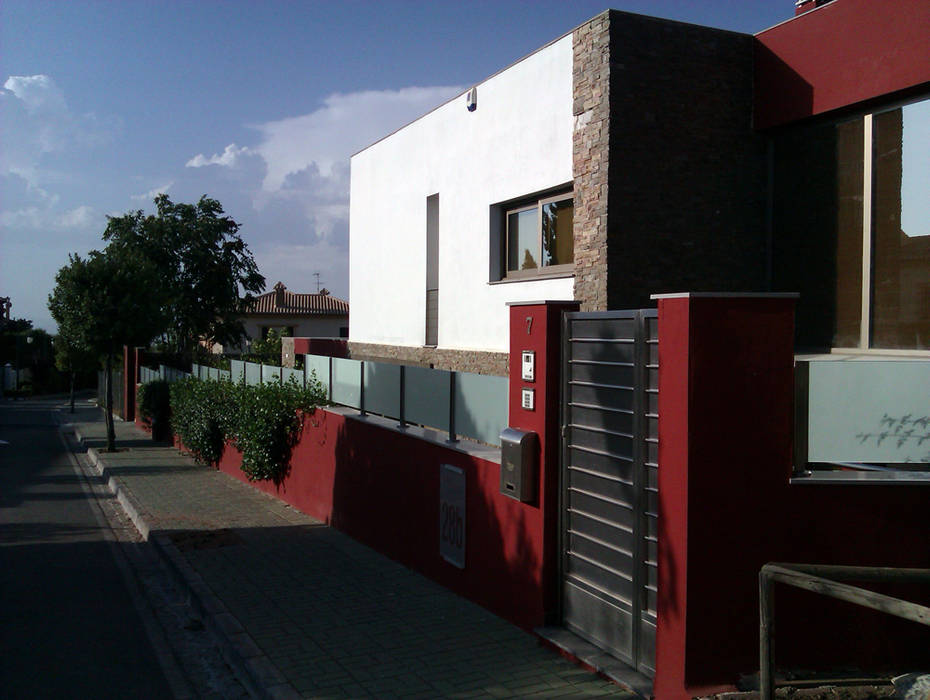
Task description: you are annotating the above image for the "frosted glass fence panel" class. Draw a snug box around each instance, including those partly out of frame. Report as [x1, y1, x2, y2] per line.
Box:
[405, 366, 450, 433]
[262, 364, 282, 384]
[364, 362, 401, 419]
[230, 360, 245, 384]
[245, 362, 262, 386]
[332, 358, 362, 408]
[282, 367, 304, 387]
[162, 366, 189, 382]
[217, 368, 230, 382]
[804, 359, 930, 463]
[140, 367, 159, 383]
[304, 355, 330, 394]
[455, 373, 508, 445]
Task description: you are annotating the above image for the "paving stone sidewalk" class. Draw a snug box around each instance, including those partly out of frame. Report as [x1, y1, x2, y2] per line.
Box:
[65, 409, 635, 700]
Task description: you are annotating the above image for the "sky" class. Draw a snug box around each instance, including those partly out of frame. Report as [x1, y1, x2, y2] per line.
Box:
[1, 0, 792, 332]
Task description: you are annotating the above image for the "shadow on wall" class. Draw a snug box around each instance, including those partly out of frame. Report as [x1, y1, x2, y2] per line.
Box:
[326, 404, 548, 630]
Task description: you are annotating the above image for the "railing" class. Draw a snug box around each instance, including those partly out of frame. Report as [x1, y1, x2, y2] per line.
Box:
[142, 355, 509, 447]
[795, 358, 930, 476]
[139, 365, 192, 384]
[759, 563, 930, 700]
[303, 354, 508, 446]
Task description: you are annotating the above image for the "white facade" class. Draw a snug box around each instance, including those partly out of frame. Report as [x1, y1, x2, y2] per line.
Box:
[349, 35, 574, 354]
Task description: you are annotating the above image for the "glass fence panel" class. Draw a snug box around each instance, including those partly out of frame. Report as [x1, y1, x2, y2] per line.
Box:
[208, 367, 220, 381]
[218, 369, 231, 382]
[332, 357, 362, 408]
[363, 361, 401, 419]
[230, 360, 245, 384]
[245, 362, 262, 386]
[455, 372, 508, 446]
[805, 359, 930, 463]
[304, 355, 330, 394]
[262, 364, 282, 385]
[404, 365, 450, 433]
[282, 366, 304, 388]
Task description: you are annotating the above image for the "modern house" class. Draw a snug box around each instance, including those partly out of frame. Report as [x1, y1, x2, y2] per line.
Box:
[349, 0, 928, 373]
[211, 281, 349, 354]
[232, 1, 929, 697]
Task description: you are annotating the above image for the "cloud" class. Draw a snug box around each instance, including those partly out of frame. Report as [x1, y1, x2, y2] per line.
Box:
[1, 74, 121, 185]
[3, 75, 67, 114]
[130, 182, 174, 201]
[0, 203, 98, 231]
[253, 86, 464, 192]
[186, 143, 253, 168]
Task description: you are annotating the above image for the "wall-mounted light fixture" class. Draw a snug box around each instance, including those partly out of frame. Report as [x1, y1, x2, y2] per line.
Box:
[466, 87, 477, 112]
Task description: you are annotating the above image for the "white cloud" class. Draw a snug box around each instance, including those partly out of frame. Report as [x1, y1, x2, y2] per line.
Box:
[1, 74, 121, 186]
[186, 143, 253, 168]
[3, 75, 67, 114]
[130, 182, 174, 201]
[0, 203, 98, 231]
[253, 86, 464, 192]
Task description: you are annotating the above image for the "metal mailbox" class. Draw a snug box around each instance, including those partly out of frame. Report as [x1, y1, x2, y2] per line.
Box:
[499, 427, 538, 502]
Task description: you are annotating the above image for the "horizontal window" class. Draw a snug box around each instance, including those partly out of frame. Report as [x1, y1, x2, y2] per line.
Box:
[495, 191, 573, 281]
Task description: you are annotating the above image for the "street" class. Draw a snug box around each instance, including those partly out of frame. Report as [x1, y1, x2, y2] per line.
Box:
[0, 398, 176, 699]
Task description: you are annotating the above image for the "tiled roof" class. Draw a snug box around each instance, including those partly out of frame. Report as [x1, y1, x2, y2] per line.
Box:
[247, 283, 348, 316]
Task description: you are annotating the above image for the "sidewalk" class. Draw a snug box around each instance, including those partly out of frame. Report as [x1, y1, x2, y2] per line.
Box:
[65, 408, 635, 700]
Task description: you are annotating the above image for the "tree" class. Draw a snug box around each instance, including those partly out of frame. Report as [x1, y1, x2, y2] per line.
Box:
[48, 248, 166, 451]
[53, 326, 98, 414]
[102, 194, 265, 358]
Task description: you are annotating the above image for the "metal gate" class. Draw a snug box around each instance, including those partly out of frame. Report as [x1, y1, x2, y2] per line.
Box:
[560, 309, 659, 677]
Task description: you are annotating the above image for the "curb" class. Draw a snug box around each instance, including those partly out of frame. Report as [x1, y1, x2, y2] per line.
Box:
[72, 426, 302, 700]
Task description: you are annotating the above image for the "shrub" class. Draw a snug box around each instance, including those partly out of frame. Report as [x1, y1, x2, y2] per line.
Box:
[169, 377, 231, 465]
[228, 376, 326, 483]
[138, 379, 170, 421]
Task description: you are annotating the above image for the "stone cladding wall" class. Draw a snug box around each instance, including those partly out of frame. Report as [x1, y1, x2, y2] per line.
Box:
[347, 342, 509, 377]
[572, 11, 612, 312]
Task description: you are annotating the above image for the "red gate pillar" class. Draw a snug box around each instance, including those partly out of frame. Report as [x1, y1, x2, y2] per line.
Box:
[652, 293, 797, 700]
[507, 300, 578, 621]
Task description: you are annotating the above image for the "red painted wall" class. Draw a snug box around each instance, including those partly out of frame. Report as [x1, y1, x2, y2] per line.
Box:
[755, 0, 930, 129]
[293, 338, 348, 358]
[654, 295, 930, 700]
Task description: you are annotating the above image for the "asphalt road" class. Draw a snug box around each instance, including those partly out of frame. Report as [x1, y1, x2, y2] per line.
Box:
[0, 398, 175, 699]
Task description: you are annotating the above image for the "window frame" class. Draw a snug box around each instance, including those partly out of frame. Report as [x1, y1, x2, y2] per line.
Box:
[822, 95, 930, 356]
[502, 191, 574, 281]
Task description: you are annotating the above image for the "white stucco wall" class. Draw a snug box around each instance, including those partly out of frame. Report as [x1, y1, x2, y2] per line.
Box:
[349, 35, 574, 353]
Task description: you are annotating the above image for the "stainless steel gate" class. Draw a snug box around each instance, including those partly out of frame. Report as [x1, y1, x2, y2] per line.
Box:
[560, 309, 659, 677]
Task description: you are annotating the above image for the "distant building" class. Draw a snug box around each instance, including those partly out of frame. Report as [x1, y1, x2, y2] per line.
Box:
[212, 281, 349, 354]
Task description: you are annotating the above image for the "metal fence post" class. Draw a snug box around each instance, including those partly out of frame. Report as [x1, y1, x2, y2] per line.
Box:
[399, 365, 406, 428]
[448, 372, 457, 442]
[359, 360, 366, 416]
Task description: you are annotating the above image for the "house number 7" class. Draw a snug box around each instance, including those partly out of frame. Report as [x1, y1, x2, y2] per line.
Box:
[526, 316, 533, 335]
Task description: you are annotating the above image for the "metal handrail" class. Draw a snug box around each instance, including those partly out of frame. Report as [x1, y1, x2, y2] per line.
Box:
[759, 562, 930, 700]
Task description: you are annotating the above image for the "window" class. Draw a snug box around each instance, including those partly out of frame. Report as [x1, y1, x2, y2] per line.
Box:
[503, 193, 574, 279]
[772, 96, 930, 351]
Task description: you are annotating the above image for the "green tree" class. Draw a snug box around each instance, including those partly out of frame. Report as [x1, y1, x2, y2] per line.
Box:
[48, 248, 166, 451]
[102, 194, 265, 358]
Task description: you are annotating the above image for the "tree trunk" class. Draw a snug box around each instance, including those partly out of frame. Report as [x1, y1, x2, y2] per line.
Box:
[69, 371, 75, 413]
[105, 353, 116, 452]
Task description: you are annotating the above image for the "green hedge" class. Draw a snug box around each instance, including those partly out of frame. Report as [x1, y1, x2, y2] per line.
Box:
[169, 376, 326, 482]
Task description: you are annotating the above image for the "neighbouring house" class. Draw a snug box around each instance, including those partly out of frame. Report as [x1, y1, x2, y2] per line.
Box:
[212, 281, 349, 355]
[340, 0, 930, 696]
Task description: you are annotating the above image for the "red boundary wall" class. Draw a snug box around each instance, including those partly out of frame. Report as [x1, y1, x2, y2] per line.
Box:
[754, 0, 930, 130]
[653, 295, 930, 700]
